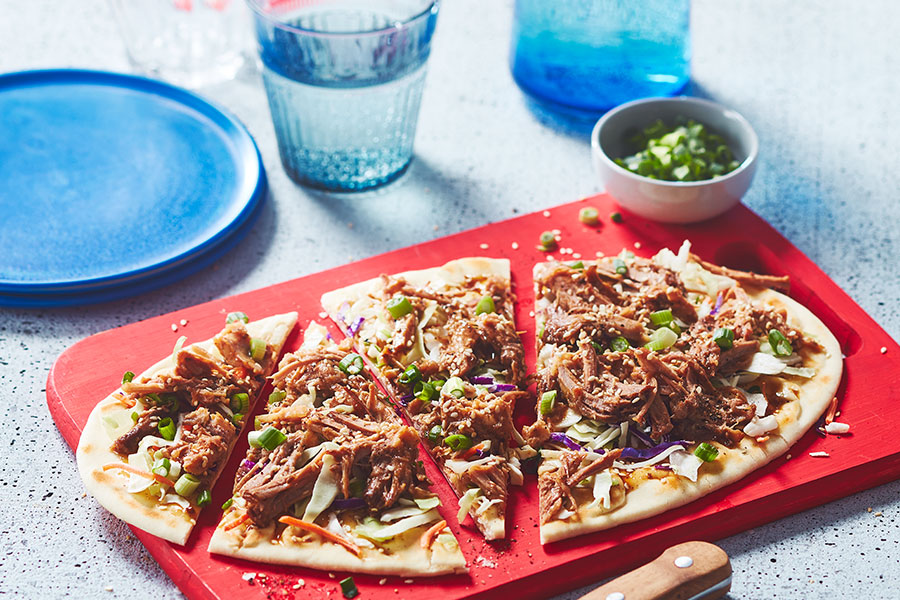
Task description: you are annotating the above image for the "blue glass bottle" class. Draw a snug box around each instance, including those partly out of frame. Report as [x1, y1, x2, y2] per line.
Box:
[510, 0, 691, 117]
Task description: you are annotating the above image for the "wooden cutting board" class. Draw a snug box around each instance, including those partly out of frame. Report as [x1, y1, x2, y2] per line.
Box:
[47, 195, 900, 600]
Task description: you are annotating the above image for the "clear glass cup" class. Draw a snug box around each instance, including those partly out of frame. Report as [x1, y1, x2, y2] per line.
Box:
[510, 0, 690, 118]
[247, 0, 440, 192]
[109, 0, 251, 89]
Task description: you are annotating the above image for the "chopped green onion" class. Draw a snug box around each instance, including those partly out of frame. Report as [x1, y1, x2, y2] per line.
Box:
[613, 258, 627, 275]
[427, 424, 443, 444]
[399, 364, 421, 385]
[226, 311, 249, 324]
[610, 212, 623, 223]
[414, 381, 437, 402]
[338, 353, 365, 375]
[268, 389, 287, 404]
[229, 392, 249, 414]
[579, 207, 599, 225]
[256, 426, 287, 451]
[196, 489, 211, 507]
[174, 473, 200, 497]
[539, 390, 557, 416]
[231, 413, 244, 426]
[122, 371, 135, 384]
[157, 417, 176, 441]
[568, 261, 584, 270]
[443, 376, 466, 398]
[694, 442, 719, 462]
[768, 329, 793, 356]
[649, 309, 674, 326]
[443, 433, 473, 452]
[221, 497, 233, 510]
[610, 336, 630, 352]
[151, 457, 171, 477]
[713, 327, 735, 350]
[340, 576, 359, 599]
[249, 338, 267, 362]
[254, 416, 262, 431]
[387, 295, 413, 319]
[645, 327, 678, 352]
[131, 411, 139, 423]
[539, 231, 557, 251]
[475, 295, 495, 315]
[590, 340, 603, 353]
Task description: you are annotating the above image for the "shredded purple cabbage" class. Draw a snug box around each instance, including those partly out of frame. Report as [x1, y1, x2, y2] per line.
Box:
[325, 332, 333, 341]
[630, 426, 654, 447]
[330, 497, 367, 511]
[549, 432, 583, 451]
[710, 292, 724, 316]
[240, 459, 256, 470]
[619, 440, 687, 461]
[654, 464, 673, 471]
[475, 448, 492, 459]
[469, 376, 494, 384]
[399, 393, 414, 405]
[490, 383, 518, 393]
[348, 316, 365, 336]
[337, 301, 350, 324]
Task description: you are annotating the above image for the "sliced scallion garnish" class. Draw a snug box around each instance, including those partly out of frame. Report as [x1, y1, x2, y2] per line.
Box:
[768, 329, 793, 356]
[229, 392, 249, 414]
[475, 295, 495, 315]
[399, 363, 421, 385]
[249, 338, 267, 362]
[427, 424, 443, 444]
[610, 336, 630, 352]
[694, 442, 719, 462]
[174, 473, 200, 497]
[568, 260, 584, 270]
[130, 411, 139, 424]
[268, 389, 287, 404]
[713, 327, 735, 350]
[610, 212, 623, 223]
[414, 380, 436, 402]
[226, 311, 249, 324]
[387, 295, 413, 319]
[579, 207, 599, 225]
[443, 376, 466, 398]
[645, 327, 678, 352]
[122, 371, 135, 384]
[256, 426, 287, 451]
[443, 433, 473, 452]
[340, 576, 359, 599]
[157, 417, 176, 441]
[539, 390, 557, 416]
[613, 258, 627, 275]
[338, 353, 365, 375]
[196, 489, 211, 507]
[221, 497, 233, 510]
[151, 457, 171, 477]
[539, 231, 557, 251]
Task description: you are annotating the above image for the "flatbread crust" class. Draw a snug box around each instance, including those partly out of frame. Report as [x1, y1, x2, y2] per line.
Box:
[534, 262, 842, 544]
[207, 323, 467, 576]
[321, 258, 518, 540]
[76, 312, 297, 545]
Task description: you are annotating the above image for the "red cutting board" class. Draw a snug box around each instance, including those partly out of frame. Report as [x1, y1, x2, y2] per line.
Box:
[48, 195, 900, 600]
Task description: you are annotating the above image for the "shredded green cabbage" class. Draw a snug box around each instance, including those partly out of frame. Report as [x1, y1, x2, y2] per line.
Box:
[302, 453, 339, 523]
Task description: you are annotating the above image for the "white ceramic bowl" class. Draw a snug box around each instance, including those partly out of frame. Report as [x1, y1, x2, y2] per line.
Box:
[591, 96, 759, 224]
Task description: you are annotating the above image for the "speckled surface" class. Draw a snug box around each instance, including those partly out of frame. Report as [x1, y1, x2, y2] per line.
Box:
[1, 1, 898, 598]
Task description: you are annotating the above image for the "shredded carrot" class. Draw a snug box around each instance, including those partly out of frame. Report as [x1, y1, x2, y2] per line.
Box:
[461, 446, 480, 460]
[420, 519, 447, 550]
[223, 513, 250, 531]
[114, 393, 136, 408]
[278, 516, 361, 556]
[825, 396, 839, 425]
[102, 463, 174, 488]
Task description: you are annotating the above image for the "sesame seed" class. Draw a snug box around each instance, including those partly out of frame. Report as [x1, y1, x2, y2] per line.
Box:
[318, 311, 327, 318]
[328, 573, 335, 579]
[511, 242, 519, 249]
[868, 507, 873, 512]
[874, 511, 883, 516]
[785, 454, 791, 460]
[104, 586, 114, 592]
[546, 255, 555, 261]
[881, 346, 888, 354]
[552, 229, 561, 235]
[572, 252, 581, 259]
[379, 578, 387, 585]
[634, 241, 642, 249]
[528, 311, 535, 317]
[404, 579, 414, 584]
[179, 319, 188, 326]
[543, 210, 551, 217]
[171, 324, 178, 332]
[809, 451, 830, 458]
[480, 243, 489, 249]
[595, 251, 605, 257]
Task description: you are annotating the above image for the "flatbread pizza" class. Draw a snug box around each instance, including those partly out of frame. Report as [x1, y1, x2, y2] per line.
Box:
[525, 242, 842, 543]
[208, 323, 467, 576]
[321, 258, 536, 540]
[76, 311, 298, 545]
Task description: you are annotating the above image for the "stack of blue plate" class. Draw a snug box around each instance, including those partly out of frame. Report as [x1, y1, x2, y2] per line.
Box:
[0, 70, 267, 307]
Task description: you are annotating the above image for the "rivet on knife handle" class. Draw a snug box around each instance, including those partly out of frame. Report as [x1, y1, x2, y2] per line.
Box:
[578, 541, 732, 600]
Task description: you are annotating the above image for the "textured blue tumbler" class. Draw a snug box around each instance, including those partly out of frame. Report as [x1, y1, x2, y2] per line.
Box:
[510, 0, 690, 117]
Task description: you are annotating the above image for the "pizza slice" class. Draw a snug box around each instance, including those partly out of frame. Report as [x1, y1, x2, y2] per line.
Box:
[76, 311, 298, 545]
[208, 323, 467, 576]
[321, 258, 535, 541]
[526, 242, 842, 543]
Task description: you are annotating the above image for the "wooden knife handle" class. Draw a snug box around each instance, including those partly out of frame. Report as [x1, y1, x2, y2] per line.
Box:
[577, 541, 731, 600]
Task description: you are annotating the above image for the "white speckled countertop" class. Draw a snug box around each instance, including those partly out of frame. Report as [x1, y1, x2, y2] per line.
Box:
[1, 1, 898, 598]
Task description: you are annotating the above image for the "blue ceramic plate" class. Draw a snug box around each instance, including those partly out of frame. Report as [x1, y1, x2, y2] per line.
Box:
[0, 69, 266, 303]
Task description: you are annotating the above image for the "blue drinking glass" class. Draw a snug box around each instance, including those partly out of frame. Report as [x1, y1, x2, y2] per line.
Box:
[247, 0, 440, 192]
[510, 0, 690, 117]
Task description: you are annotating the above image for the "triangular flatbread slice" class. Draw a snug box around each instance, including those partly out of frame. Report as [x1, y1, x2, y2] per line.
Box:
[526, 242, 842, 543]
[208, 323, 467, 576]
[321, 258, 535, 541]
[76, 311, 298, 545]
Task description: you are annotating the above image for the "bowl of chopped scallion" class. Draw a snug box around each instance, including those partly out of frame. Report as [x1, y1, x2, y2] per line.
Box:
[592, 96, 758, 223]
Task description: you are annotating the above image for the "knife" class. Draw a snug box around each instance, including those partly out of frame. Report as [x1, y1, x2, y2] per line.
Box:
[577, 541, 732, 600]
